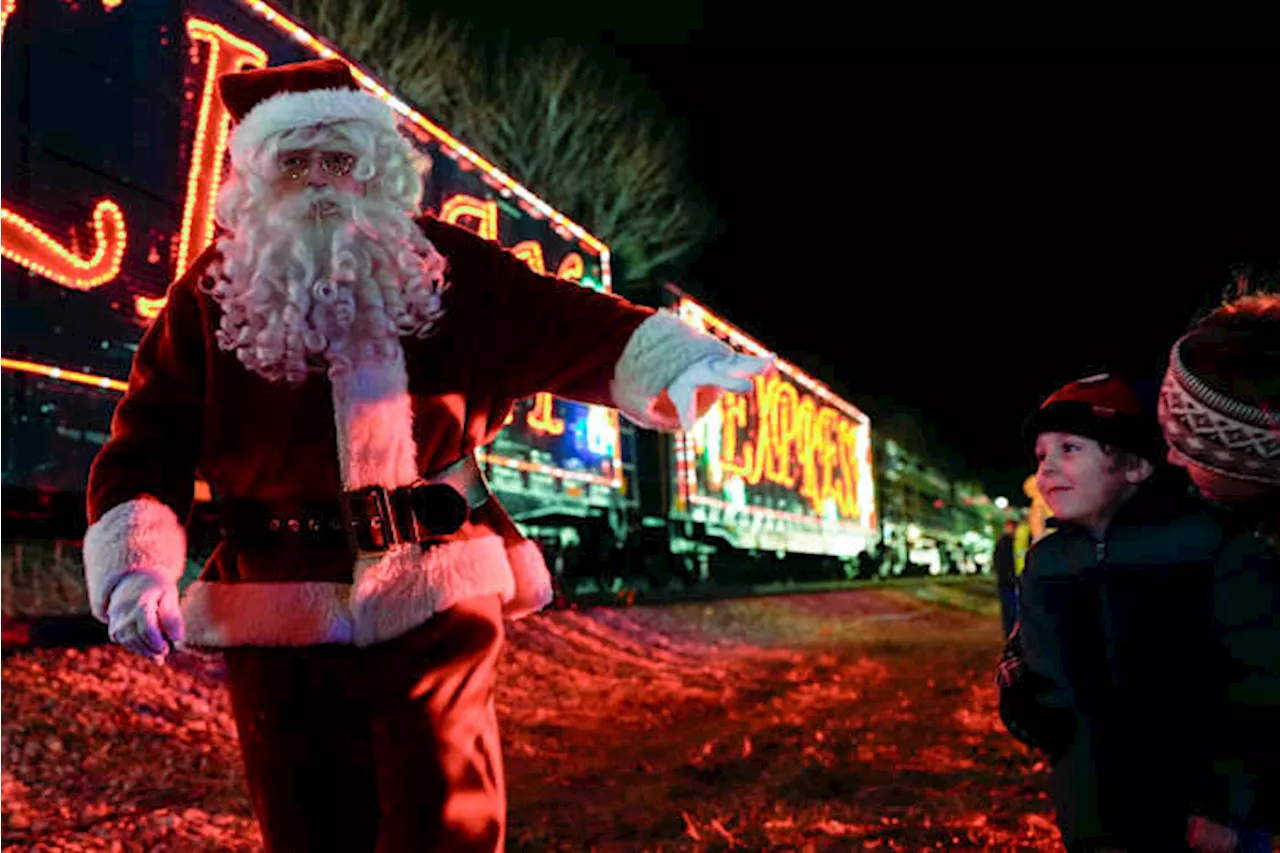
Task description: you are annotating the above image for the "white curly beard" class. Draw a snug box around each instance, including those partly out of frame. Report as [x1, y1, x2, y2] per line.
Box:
[204, 186, 448, 385]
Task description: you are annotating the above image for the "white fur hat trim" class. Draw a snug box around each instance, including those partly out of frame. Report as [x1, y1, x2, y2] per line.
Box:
[228, 87, 398, 165]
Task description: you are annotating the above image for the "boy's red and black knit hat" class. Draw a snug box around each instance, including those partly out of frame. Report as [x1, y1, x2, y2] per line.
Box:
[1022, 373, 1165, 463]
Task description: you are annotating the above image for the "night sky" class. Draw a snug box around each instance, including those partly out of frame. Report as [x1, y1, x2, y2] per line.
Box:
[415, 4, 1277, 503]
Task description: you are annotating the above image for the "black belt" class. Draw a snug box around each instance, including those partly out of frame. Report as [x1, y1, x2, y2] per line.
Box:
[219, 455, 492, 553]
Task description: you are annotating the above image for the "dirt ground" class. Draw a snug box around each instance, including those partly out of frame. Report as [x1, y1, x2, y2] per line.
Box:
[2, 579, 1062, 851]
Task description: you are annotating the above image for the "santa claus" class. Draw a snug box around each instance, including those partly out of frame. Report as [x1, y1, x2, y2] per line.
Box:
[82, 58, 768, 851]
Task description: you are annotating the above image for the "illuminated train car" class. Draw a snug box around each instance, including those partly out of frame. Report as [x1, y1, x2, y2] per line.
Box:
[593, 286, 880, 589]
[1, 0, 630, 540]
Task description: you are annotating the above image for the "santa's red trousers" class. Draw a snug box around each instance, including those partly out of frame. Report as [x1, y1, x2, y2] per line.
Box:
[222, 595, 506, 852]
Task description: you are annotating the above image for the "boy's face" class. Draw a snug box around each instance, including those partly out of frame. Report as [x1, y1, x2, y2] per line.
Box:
[1034, 431, 1152, 533]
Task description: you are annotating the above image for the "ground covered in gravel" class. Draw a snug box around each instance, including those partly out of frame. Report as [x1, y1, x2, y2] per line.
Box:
[2, 578, 1061, 851]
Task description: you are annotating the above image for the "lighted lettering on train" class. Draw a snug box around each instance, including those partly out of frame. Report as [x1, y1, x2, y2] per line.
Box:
[671, 295, 876, 557]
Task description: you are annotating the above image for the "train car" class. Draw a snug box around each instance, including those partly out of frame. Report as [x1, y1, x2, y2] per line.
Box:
[1, 0, 630, 546]
[875, 438, 1012, 579]
[580, 285, 881, 592]
[12, 0, 1013, 598]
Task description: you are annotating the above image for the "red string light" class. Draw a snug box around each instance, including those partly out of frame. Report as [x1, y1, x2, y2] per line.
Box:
[134, 295, 167, 321]
[138, 20, 266, 321]
[174, 20, 267, 277]
[0, 357, 128, 392]
[526, 393, 565, 436]
[511, 240, 545, 274]
[0, 200, 128, 291]
[439, 194, 498, 242]
[556, 253, 584, 282]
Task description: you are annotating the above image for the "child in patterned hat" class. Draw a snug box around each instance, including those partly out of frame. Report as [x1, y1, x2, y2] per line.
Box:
[1161, 292, 1279, 853]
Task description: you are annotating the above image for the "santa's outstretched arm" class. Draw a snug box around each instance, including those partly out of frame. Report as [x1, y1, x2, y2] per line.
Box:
[424, 218, 771, 430]
[81, 250, 211, 661]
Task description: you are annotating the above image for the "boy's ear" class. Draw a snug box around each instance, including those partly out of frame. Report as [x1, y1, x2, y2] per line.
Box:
[1125, 456, 1155, 484]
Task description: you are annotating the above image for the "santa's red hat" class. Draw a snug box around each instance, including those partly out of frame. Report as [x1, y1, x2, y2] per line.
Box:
[218, 58, 398, 166]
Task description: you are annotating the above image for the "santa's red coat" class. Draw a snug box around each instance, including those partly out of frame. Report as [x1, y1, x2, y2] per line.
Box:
[83, 215, 729, 648]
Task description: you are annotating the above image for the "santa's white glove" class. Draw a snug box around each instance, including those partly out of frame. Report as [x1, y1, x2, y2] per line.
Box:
[666, 352, 774, 430]
[105, 574, 185, 664]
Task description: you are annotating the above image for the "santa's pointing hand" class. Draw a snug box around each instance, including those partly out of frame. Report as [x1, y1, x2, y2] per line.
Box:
[658, 352, 774, 430]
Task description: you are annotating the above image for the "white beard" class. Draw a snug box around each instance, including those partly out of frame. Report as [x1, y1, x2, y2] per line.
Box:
[205, 187, 448, 385]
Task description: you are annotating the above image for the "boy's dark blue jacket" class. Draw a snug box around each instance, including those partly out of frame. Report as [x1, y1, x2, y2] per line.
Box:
[1009, 468, 1222, 851]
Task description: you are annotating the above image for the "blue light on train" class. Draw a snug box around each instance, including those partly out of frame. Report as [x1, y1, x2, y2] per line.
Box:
[586, 405, 616, 456]
[567, 404, 616, 458]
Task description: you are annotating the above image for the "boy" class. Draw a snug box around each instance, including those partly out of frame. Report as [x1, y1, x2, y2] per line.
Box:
[1008, 373, 1223, 852]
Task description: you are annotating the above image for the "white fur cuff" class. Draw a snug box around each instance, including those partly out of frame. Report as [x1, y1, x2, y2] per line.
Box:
[503, 539, 554, 620]
[609, 310, 731, 431]
[83, 498, 188, 623]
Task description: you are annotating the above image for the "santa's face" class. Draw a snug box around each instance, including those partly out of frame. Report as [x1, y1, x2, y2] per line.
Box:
[274, 148, 365, 201]
[208, 128, 447, 385]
